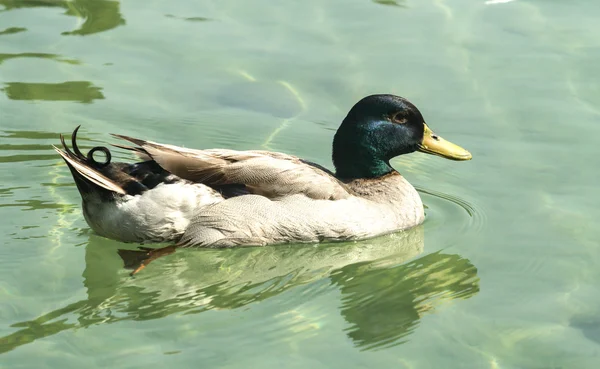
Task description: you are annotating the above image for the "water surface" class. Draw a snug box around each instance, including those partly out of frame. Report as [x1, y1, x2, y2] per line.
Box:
[1, 0, 599, 368]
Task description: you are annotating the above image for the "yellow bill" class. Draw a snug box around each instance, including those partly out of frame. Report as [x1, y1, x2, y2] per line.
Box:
[417, 124, 472, 161]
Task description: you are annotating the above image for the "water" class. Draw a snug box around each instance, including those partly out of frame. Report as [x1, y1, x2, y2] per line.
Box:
[1, 0, 599, 367]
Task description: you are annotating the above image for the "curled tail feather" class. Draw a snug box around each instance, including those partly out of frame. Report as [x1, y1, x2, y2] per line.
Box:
[54, 126, 126, 195]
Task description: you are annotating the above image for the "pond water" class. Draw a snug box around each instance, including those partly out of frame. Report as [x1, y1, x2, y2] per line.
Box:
[1, 0, 599, 368]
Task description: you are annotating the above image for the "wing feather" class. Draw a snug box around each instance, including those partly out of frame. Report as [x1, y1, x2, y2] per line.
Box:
[112, 134, 351, 200]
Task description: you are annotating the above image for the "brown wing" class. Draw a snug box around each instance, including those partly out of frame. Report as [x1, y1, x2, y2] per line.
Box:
[112, 134, 352, 200]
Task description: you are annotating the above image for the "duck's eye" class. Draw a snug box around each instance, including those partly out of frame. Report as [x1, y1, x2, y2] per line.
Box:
[392, 114, 408, 124]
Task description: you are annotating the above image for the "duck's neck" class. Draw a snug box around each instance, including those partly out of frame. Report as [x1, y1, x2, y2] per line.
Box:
[333, 152, 393, 179]
[332, 123, 395, 179]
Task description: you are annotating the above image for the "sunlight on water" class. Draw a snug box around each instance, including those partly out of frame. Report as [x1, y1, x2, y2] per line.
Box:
[1, 0, 599, 367]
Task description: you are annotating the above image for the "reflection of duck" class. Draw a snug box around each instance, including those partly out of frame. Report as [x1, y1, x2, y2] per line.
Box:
[331, 251, 479, 351]
[0, 226, 479, 354]
[54, 95, 471, 274]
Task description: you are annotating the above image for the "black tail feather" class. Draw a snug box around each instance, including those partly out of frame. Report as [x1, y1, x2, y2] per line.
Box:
[71, 125, 86, 160]
[56, 126, 186, 199]
[54, 128, 127, 195]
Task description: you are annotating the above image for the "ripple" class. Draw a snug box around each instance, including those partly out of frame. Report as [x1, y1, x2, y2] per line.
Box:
[0, 53, 80, 66]
[0, 154, 58, 163]
[417, 186, 487, 237]
[0, 129, 88, 164]
[418, 186, 477, 216]
[1, 130, 70, 140]
[0, 187, 28, 197]
[0, 128, 84, 256]
[0, 199, 76, 211]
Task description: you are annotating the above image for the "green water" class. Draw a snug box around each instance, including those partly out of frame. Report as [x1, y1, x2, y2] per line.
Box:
[1, 0, 599, 367]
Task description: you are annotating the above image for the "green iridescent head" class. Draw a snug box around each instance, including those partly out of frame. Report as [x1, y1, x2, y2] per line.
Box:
[332, 94, 471, 179]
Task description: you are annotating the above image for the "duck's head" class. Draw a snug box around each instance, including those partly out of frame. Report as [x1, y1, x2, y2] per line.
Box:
[332, 94, 471, 179]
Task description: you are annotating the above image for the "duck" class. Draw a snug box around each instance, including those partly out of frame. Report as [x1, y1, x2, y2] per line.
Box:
[54, 94, 472, 274]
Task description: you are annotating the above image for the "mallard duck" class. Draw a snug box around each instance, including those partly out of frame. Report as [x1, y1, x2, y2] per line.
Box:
[55, 94, 471, 274]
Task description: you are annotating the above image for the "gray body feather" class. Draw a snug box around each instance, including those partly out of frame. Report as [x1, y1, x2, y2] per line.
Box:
[178, 174, 423, 247]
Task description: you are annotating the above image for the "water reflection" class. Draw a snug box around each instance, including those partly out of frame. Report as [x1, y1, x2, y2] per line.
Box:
[1, 130, 76, 139]
[0, 226, 479, 354]
[0, 0, 125, 36]
[0, 27, 26, 35]
[332, 252, 479, 350]
[164, 14, 212, 22]
[0, 53, 79, 65]
[371, 0, 407, 7]
[0, 129, 94, 164]
[2, 81, 104, 103]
